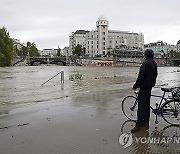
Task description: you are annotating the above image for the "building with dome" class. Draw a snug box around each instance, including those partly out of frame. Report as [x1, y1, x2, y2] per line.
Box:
[69, 15, 144, 57]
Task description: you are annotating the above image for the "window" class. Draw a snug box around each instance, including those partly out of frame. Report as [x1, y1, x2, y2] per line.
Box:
[103, 47, 105, 50]
[97, 41, 98, 44]
[109, 41, 112, 44]
[97, 35, 98, 38]
[103, 37, 105, 40]
[92, 41, 93, 44]
[103, 26, 105, 29]
[103, 32, 105, 35]
[97, 45, 98, 48]
[92, 35, 93, 38]
[116, 41, 118, 44]
[103, 42, 105, 45]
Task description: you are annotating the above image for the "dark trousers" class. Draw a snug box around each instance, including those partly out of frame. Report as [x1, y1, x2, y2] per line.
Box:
[136, 88, 152, 126]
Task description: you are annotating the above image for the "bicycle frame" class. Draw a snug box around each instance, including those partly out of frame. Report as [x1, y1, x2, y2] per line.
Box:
[135, 90, 168, 110]
[134, 90, 171, 119]
[151, 91, 168, 109]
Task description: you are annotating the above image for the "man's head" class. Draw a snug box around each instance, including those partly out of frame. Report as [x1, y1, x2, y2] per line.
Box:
[144, 49, 154, 59]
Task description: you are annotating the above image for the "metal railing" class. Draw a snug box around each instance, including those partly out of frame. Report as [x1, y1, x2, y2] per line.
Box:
[41, 71, 64, 86]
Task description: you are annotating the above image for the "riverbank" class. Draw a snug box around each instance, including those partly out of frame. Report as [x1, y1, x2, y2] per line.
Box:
[0, 66, 180, 153]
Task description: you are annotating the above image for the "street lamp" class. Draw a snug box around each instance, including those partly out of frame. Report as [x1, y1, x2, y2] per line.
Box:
[27, 46, 30, 65]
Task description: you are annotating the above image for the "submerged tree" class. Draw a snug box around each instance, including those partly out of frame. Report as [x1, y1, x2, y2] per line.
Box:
[0, 27, 14, 66]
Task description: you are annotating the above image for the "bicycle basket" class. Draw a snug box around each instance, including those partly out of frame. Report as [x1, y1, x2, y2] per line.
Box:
[172, 87, 180, 99]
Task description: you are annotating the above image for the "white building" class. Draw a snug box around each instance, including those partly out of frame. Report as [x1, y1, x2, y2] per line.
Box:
[69, 15, 144, 57]
[61, 47, 69, 56]
[12, 38, 24, 51]
[40, 48, 58, 57]
[144, 41, 176, 58]
[176, 40, 180, 52]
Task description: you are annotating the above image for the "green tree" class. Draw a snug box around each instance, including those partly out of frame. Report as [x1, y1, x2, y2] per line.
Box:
[21, 46, 28, 56]
[0, 27, 14, 66]
[14, 41, 39, 57]
[57, 47, 61, 57]
[21, 42, 39, 57]
[29, 42, 39, 57]
[72, 44, 84, 57]
[170, 50, 180, 59]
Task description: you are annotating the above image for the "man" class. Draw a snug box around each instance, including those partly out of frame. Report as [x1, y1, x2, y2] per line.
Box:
[131, 49, 158, 133]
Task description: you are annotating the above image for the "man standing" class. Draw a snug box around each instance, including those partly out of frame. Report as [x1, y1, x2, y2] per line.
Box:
[131, 49, 158, 133]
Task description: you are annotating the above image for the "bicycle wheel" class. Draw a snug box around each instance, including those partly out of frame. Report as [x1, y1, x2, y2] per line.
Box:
[122, 96, 138, 121]
[161, 99, 180, 125]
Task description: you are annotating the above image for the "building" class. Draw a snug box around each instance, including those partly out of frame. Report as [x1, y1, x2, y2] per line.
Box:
[144, 41, 176, 58]
[69, 15, 144, 57]
[176, 40, 180, 52]
[40, 48, 58, 57]
[12, 38, 24, 51]
[61, 47, 69, 56]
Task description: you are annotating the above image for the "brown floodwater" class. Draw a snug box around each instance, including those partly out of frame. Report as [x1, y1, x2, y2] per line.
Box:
[0, 65, 180, 153]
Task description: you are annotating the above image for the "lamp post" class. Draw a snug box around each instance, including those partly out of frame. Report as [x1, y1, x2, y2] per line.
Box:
[27, 46, 30, 65]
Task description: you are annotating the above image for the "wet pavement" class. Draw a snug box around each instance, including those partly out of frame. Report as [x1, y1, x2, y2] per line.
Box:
[0, 66, 180, 154]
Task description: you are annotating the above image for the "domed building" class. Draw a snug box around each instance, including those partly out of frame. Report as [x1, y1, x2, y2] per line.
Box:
[69, 15, 144, 57]
[97, 15, 107, 21]
[177, 40, 180, 44]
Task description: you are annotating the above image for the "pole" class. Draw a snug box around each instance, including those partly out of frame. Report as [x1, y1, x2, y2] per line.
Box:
[61, 71, 64, 83]
[41, 71, 63, 86]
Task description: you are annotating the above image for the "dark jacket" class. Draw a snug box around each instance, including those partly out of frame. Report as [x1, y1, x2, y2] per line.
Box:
[133, 58, 157, 89]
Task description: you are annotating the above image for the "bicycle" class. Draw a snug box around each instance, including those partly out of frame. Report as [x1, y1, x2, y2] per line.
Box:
[122, 87, 180, 125]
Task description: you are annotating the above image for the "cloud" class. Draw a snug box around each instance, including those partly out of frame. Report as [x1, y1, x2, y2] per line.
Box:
[1, 0, 180, 49]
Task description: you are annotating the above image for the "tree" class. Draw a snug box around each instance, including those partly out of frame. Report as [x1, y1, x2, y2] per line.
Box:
[0, 27, 14, 66]
[57, 47, 61, 57]
[170, 50, 180, 59]
[72, 44, 84, 57]
[28, 42, 40, 57]
[21, 42, 40, 57]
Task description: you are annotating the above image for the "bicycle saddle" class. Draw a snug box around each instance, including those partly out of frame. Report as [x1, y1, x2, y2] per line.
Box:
[161, 88, 172, 92]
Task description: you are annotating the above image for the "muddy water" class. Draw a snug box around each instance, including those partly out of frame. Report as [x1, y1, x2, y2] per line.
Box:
[0, 66, 180, 114]
[0, 66, 180, 153]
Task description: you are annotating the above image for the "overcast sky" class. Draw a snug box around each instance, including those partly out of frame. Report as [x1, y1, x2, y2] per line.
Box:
[1, 0, 180, 50]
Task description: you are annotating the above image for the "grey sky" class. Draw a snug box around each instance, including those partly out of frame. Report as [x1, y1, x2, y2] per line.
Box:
[1, 0, 180, 50]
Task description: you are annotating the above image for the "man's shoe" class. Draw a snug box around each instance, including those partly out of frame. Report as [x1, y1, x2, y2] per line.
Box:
[131, 125, 140, 133]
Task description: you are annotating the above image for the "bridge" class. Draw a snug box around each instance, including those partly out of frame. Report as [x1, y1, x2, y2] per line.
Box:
[171, 59, 180, 66]
[29, 57, 67, 66]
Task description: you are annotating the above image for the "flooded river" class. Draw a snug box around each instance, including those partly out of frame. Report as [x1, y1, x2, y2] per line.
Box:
[0, 66, 180, 154]
[0, 66, 180, 115]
